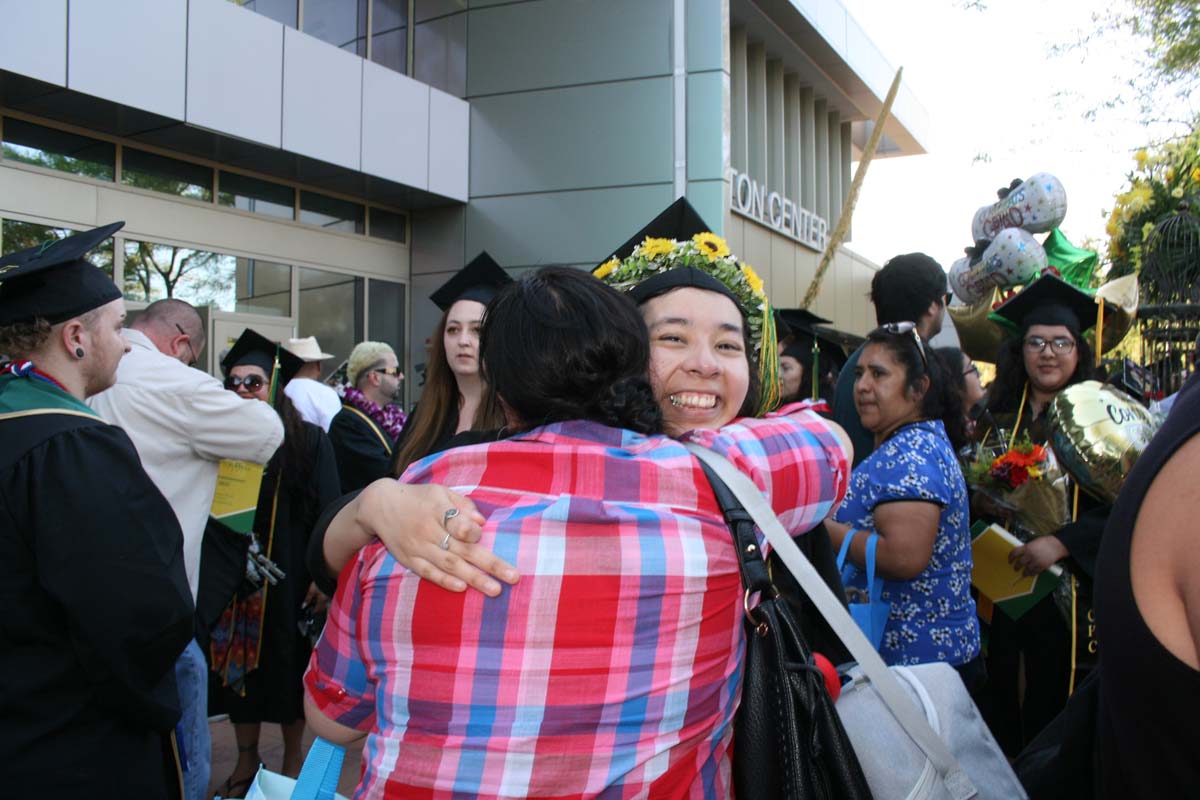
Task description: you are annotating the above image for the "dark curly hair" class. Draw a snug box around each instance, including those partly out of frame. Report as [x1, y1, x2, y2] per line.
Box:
[480, 267, 663, 435]
[864, 328, 967, 450]
[985, 331, 1099, 415]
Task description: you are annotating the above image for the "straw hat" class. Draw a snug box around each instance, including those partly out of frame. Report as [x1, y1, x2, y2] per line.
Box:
[283, 336, 334, 362]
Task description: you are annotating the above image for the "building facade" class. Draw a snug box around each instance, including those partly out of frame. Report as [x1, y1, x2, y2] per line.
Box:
[0, 0, 927, 402]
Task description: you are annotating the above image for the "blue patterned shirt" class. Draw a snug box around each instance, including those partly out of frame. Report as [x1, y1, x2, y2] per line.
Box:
[834, 420, 980, 666]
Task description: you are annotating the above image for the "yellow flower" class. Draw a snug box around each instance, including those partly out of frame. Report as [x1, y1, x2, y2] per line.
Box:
[594, 257, 619, 279]
[1142, 221, 1156, 240]
[1134, 149, 1148, 168]
[1165, 166, 1176, 182]
[1106, 219, 1120, 237]
[1172, 186, 1185, 199]
[691, 232, 730, 259]
[740, 264, 765, 296]
[638, 237, 675, 260]
[1192, 167, 1200, 183]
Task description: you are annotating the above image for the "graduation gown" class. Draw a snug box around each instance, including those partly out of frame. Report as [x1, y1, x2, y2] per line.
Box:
[0, 374, 193, 798]
[328, 402, 396, 494]
[214, 421, 341, 724]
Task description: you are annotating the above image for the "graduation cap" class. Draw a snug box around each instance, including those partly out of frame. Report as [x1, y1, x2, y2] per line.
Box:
[0, 222, 123, 326]
[991, 272, 1111, 334]
[220, 328, 304, 387]
[597, 197, 738, 306]
[775, 308, 832, 341]
[429, 251, 512, 312]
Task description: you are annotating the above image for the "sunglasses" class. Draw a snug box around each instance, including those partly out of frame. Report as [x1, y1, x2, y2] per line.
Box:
[373, 367, 402, 377]
[880, 321, 929, 373]
[225, 374, 266, 392]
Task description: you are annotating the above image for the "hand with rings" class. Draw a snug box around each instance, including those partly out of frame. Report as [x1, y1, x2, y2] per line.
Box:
[328, 480, 520, 597]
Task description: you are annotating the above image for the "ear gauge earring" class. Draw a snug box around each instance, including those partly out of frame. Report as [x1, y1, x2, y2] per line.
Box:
[74, 347, 85, 358]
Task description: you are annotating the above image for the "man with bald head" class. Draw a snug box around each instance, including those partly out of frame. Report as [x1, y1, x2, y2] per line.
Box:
[89, 297, 283, 800]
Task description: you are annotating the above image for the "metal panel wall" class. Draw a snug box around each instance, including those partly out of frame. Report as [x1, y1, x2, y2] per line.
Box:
[361, 61, 430, 190]
[0, 1, 67, 87]
[282, 27, 363, 172]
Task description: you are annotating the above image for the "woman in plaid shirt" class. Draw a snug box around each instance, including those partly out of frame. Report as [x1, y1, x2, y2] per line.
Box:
[305, 265, 849, 798]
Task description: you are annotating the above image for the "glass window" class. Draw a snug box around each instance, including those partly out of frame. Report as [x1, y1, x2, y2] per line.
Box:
[413, 11, 467, 97]
[371, 0, 407, 72]
[415, 0, 466, 22]
[122, 147, 214, 201]
[124, 238, 291, 316]
[367, 277, 406, 379]
[368, 208, 406, 243]
[299, 191, 365, 234]
[1, 219, 114, 278]
[1, 118, 115, 181]
[218, 171, 295, 220]
[298, 267, 362, 369]
[228, 0, 297, 26]
[302, 0, 367, 55]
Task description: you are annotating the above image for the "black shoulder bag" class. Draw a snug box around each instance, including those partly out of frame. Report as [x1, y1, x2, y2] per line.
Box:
[698, 460, 873, 800]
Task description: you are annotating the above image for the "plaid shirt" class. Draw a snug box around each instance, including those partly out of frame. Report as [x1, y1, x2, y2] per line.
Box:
[305, 403, 848, 799]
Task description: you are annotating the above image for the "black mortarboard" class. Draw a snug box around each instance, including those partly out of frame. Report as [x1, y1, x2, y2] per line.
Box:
[775, 308, 832, 341]
[991, 273, 1109, 334]
[429, 252, 512, 312]
[220, 328, 304, 386]
[606, 197, 711, 263]
[598, 197, 742, 308]
[0, 222, 123, 325]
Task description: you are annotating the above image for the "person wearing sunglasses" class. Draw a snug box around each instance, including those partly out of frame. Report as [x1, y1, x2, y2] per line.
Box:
[974, 274, 1111, 758]
[213, 328, 341, 799]
[328, 341, 406, 494]
[822, 323, 982, 688]
[832, 252, 950, 468]
[89, 299, 284, 800]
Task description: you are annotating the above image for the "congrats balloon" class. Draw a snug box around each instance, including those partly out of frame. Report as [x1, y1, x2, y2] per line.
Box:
[972, 173, 1068, 241]
[947, 288, 1007, 363]
[1048, 381, 1159, 503]
[948, 228, 1048, 305]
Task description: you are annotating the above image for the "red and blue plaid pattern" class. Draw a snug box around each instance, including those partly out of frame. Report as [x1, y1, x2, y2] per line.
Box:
[306, 404, 848, 798]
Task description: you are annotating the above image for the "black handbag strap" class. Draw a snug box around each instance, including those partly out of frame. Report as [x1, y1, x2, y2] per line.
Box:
[698, 459, 775, 600]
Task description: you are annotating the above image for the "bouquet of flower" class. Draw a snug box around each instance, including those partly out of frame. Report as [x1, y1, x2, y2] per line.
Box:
[964, 432, 1071, 538]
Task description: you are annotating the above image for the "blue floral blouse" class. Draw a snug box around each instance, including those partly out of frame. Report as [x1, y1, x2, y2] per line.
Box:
[834, 420, 980, 666]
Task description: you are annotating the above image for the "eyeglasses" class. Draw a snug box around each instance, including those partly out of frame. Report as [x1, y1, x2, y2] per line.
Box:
[175, 323, 198, 367]
[373, 367, 402, 377]
[1023, 336, 1076, 354]
[964, 364, 980, 378]
[880, 321, 929, 373]
[225, 374, 266, 392]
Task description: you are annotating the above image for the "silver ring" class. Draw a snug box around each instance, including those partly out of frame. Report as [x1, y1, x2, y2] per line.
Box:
[439, 532, 452, 551]
[442, 508, 460, 526]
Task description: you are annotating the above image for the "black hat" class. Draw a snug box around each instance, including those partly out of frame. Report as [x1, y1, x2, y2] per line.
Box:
[220, 328, 304, 387]
[991, 273, 1110, 334]
[775, 308, 832, 341]
[604, 197, 711, 263]
[597, 197, 742, 308]
[0, 222, 123, 326]
[429, 252, 512, 312]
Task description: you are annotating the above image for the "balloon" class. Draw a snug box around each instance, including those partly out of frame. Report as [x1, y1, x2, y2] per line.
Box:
[1093, 275, 1139, 354]
[813, 652, 841, 701]
[947, 288, 1007, 363]
[949, 228, 1047, 305]
[972, 173, 1068, 241]
[1048, 381, 1160, 503]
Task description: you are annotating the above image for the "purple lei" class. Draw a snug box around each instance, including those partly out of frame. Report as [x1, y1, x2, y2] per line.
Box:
[343, 386, 406, 440]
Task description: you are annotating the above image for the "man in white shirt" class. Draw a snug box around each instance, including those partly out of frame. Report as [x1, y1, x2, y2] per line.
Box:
[282, 336, 341, 431]
[89, 299, 283, 800]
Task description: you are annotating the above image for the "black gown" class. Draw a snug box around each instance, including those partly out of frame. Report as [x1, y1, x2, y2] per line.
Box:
[0, 374, 194, 798]
[328, 402, 396, 494]
[213, 421, 341, 725]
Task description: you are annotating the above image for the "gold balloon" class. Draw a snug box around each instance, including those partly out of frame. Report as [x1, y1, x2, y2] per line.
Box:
[1048, 381, 1159, 503]
[948, 288, 1007, 363]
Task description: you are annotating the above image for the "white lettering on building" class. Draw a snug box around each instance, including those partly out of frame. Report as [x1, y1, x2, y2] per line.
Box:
[729, 170, 828, 252]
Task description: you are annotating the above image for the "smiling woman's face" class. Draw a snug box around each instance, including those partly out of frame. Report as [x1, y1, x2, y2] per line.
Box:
[640, 287, 750, 437]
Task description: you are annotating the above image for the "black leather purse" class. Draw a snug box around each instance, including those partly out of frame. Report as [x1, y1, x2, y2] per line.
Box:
[699, 460, 873, 800]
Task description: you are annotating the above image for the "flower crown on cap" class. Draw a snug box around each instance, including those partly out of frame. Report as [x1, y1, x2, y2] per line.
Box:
[595, 232, 781, 414]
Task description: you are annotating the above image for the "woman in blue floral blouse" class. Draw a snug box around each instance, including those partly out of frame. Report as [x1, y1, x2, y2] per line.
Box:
[826, 324, 983, 691]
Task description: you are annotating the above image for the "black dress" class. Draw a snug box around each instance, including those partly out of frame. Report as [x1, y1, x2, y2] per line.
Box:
[1095, 373, 1200, 797]
[0, 374, 193, 798]
[215, 421, 341, 725]
[329, 402, 397, 494]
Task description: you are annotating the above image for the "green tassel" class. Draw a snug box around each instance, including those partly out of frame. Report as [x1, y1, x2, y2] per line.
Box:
[756, 299, 782, 415]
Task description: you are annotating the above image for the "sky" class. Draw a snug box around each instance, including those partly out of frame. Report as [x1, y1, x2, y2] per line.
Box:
[837, 0, 1196, 277]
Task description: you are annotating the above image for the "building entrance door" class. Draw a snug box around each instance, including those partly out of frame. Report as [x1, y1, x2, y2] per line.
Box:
[208, 312, 296, 378]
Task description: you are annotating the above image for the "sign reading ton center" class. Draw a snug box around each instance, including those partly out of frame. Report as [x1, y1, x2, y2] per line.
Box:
[729, 170, 828, 252]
